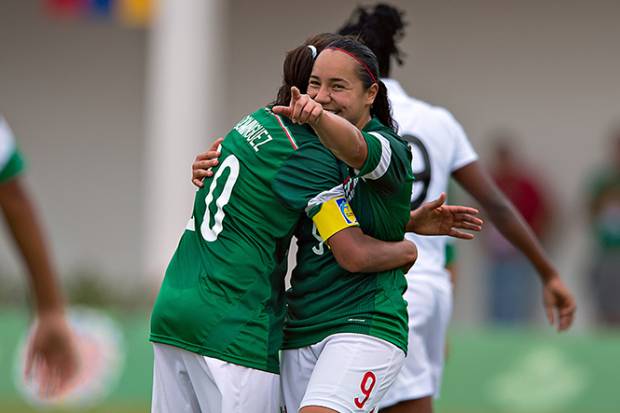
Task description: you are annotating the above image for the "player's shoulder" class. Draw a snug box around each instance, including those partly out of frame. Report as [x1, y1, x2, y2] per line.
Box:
[364, 117, 401, 143]
[409, 97, 462, 128]
[0, 116, 16, 145]
[0, 115, 18, 165]
[364, 118, 410, 162]
[385, 79, 462, 129]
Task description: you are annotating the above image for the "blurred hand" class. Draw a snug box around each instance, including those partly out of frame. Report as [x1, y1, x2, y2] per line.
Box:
[24, 311, 78, 398]
[542, 275, 576, 331]
[272, 87, 323, 126]
[407, 193, 483, 239]
[191, 137, 224, 188]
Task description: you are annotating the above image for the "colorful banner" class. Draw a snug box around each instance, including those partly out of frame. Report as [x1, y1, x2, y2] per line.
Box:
[89, 0, 113, 17]
[44, 0, 86, 17]
[44, 0, 153, 27]
[117, 0, 153, 27]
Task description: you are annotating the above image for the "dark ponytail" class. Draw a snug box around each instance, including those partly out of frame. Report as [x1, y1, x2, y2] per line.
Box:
[273, 33, 342, 106]
[325, 37, 396, 132]
[374, 80, 394, 131]
[337, 3, 406, 78]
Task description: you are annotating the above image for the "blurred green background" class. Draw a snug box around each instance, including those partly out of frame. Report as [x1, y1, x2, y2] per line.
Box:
[1, 309, 618, 413]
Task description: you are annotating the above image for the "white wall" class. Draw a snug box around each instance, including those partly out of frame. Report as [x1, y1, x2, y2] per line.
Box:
[0, 0, 147, 281]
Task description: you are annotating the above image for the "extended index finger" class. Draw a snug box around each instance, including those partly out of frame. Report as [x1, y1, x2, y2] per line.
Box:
[291, 86, 301, 103]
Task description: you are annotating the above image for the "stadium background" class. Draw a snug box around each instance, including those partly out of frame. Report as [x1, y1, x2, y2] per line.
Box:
[0, 0, 618, 412]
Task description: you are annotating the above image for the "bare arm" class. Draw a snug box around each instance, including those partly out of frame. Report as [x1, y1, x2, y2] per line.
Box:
[0, 178, 77, 395]
[310, 110, 367, 169]
[453, 161, 576, 330]
[327, 227, 417, 274]
[406, 192, 483, 239]
[0, 179, 64, 314]
[273, 87, 368, 169]
[453, 162, 553, 278]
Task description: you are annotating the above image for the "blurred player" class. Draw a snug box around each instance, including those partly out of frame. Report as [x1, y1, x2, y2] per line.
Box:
[0, 115, 78, 397]
[337, 4, 576, 413]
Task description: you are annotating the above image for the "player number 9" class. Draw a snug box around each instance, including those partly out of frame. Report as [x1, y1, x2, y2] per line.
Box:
[354, 371, 377, 408]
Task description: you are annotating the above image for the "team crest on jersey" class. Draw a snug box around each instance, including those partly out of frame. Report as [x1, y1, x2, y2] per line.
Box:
[336, 197, 356, 224]
[343, 176, 359, 201]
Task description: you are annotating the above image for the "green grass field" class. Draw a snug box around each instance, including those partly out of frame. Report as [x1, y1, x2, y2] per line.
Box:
[2, 310, 619, 413]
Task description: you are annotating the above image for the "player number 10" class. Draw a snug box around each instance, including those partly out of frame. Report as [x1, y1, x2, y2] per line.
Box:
[200, 154, 240, 242]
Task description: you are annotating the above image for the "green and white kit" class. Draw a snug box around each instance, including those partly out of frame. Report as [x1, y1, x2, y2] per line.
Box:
[0, 116, 25, 183]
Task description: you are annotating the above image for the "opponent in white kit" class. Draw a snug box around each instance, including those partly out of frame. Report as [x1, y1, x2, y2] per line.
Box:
[338, 4, 576, 413]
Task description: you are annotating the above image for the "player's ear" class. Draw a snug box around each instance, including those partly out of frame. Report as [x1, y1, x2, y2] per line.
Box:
[365, 83, 379, 106]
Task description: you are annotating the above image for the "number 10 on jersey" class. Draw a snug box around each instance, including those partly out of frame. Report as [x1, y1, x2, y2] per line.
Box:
[186, 154, 240, 242]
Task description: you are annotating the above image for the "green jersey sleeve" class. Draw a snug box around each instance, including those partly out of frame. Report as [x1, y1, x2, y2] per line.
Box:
[273, 139, 344, 214]
[0, 117, 26, 183]
[355, 129, 412, 195]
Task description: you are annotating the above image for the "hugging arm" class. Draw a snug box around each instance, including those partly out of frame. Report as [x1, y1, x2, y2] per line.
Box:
[328, 228, 417, 273]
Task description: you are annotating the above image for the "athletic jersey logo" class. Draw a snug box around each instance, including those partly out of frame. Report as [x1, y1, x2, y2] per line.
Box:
[343, 175, 358, 202]
[336, 197, 355, 224]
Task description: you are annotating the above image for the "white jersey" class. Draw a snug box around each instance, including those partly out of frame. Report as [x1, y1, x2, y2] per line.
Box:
[0, 116, 17, 170]
[384, 79, 478, 281]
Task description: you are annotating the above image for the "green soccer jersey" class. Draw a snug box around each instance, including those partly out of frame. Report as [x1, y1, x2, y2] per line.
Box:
[0, 116, 26, 183]
[274, 117, 414, 353]
[150, 107, 318, 374]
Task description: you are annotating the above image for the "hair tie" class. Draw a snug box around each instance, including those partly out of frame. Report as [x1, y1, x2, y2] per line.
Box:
[307, 45, 317, 59]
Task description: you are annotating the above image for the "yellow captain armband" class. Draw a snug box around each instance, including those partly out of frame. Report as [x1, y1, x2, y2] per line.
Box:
[312, 196, 359, 243]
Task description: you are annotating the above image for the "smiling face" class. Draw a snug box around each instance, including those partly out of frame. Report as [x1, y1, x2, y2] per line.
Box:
[307, 49, 378, 130]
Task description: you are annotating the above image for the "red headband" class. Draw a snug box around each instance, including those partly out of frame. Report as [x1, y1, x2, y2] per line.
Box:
[327, 47, 378, 84]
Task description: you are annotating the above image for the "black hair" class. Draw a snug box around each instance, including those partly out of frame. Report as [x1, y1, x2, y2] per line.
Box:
[273, 33, 342, 106]
[338, 3, 406, 78]
[325, 37, 395, 131]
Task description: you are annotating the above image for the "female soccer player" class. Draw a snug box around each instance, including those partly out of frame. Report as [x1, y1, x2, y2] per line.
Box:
[269, 37, 416, 413]
[0, 116, 78, 397]
[152, 33, 481, 413]
[337, 4, 576, 413]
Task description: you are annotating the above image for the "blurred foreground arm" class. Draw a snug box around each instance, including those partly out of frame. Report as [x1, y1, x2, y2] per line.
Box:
[0, 178, 77, 396]
[453, 161, 576, 331]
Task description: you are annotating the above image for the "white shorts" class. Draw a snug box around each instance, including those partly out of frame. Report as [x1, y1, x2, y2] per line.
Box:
[281, 333, 405, 413]
[379, 275, 453, 408]
[151, 343, 281, 413]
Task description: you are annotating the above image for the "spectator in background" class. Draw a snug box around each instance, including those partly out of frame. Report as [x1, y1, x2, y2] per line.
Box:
[485, 134, 554, 324]
[0, 115, 78, 396]
[587, 128, 620, 327]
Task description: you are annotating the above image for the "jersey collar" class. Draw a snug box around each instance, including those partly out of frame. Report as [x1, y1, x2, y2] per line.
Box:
[362, 117, 383, 132]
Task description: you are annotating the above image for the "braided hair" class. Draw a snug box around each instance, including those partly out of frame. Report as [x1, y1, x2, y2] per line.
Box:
[338, 3, 406, 78]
